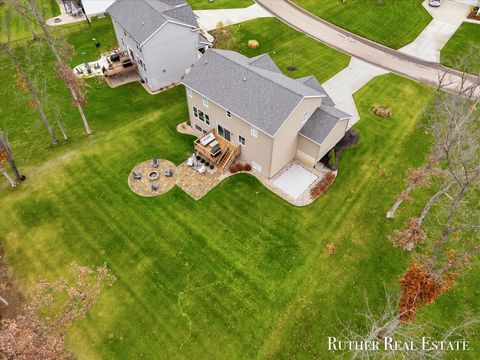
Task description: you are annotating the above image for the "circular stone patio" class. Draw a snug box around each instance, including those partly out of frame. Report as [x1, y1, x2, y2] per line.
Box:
[128, 159, 178, 197]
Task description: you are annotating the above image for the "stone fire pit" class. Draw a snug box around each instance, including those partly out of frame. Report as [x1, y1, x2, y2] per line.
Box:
[148, 171, 160, 181]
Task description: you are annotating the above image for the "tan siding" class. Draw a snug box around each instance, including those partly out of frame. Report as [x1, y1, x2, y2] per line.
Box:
[318, 118, 349, 159]
[297, 135, 320, 166]
[185, 88, 274, 177]
[269, 97, 322, 177]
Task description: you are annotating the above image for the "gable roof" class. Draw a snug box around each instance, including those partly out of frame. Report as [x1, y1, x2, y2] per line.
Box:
[182, 49, 326, 136]
[297, 75, 335, 106]
[107, 0, 198, 45]
[299, 105, 351, 144]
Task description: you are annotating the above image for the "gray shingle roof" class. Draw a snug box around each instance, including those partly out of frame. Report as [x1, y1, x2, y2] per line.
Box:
[182, 49, 324, 136]
[299, 105, 351, 144]
[107, 0, 198, 45]
[248, 54, 281, 73]
[297, 75, 335, 106]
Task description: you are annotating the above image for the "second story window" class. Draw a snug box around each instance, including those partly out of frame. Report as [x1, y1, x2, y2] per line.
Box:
[186, 88, 192, 98]
[251, 126, 258, 138]
[202, 96, 209, 107]
[226, 110, 231, 118]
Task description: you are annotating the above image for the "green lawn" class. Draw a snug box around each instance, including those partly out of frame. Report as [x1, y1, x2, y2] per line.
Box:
[1, 15, 480, 360]
[188, 0, 253, 10]
[292, 0, 432, 50]
[0, 0, 59, 42]
[441, 22, 480, 74]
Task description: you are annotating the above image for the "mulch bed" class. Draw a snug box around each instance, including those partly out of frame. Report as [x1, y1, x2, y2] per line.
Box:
[468, 7, 480, 20]
[0, 250, 25, 321]
[320, 128, 359, 170]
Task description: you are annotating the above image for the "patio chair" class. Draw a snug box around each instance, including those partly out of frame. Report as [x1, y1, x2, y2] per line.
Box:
[151, 183, 159, 192]
[164, 169, 173, 177]
[198, 164, 206, 174]
[187, 155, 195, 167]
[132, 171, 142, 180]
[152, 157, 159, 168]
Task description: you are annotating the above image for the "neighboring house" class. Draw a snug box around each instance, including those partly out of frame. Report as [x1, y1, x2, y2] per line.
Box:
[107, 0, 211, 92]
[182, 49, 352, 178]
[81, 0, 116, 17]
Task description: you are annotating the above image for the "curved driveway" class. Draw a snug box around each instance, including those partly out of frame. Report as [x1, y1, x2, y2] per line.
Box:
[256, 0, 478, 94]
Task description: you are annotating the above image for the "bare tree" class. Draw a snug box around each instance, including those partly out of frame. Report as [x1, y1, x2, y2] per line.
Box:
[339, 290, 480, 359]
[0, 262, 116, 359]
[24, 0, 92, 135]
[383, 71, 480, 333]
[0, 129, 24, 182]
[1, 5, 58, 144]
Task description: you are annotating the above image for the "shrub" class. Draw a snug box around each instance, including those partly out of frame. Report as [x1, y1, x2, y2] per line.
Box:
[205, 162, 210, 167]
[209, 165, 214, 170]
[230, 163, 252, 173]
[310, 173, 336, 198]
[327, 148, 336, 170]
[200, 158, 205, 163]
[196, 155, 201, 161]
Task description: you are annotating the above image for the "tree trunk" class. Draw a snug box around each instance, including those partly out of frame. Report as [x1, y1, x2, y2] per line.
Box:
[28, 0, 93, 136]
[1, 166, 17, 187]
[376, 316, 401, 340]
[386, 183, 416, 219]
[0, 132, 24, 182]
[2, 44, 58, 144]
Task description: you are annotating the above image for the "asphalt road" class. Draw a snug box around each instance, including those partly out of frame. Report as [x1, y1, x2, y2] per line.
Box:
[256, 0, 479, 95]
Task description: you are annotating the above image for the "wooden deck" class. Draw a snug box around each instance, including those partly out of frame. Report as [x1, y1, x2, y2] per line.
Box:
[194, 130, 240, 171]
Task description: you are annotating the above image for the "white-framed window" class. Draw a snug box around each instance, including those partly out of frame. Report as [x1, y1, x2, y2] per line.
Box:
[195, 124, 203, 133]
[238, 135, 246, 146]
[202, 96, 209, 107]
[194, 106, 210, 125]
[252, 161, 262, 172]
[217, 124, 231, 141]
[251, 126, 258, 138]
[226, 110, 231, 118]
[302, 112, 309, 125]
[186, 88, 192, 98]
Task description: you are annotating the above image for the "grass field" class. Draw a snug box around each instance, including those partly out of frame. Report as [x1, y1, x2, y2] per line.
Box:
[292, 0, 432, 49]
[1, 15, 480, 360]
[441, 22, 480, 74]
[188, 0, 253, 9]
[0, 0, 59, 42]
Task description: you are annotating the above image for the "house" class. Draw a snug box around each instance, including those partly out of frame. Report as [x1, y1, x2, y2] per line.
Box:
[106, 0, 211, 92]
[81, 0, 116, 17]
[182, 49, 352, 178]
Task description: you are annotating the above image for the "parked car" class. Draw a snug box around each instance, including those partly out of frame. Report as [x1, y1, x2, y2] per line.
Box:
[429, 0, 441, 7]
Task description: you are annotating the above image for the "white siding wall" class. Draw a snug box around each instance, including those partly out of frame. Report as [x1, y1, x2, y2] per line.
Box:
[142, 23, 199, 91]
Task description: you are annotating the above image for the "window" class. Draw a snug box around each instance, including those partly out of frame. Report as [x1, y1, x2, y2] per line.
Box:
[226, 110, 231, 118]
[186, 88, 192, 98]
[252, 161, 262, 172]
[238, 135, 245, 146]
[202, 96, 209, 107]
[195, 124, 203, 133]
[251, 126, 258, 138]
[302, 112, 309, 125]
[194, 107, 210, 125]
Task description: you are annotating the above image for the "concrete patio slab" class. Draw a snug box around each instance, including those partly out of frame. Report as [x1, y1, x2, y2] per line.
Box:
[194, 4, 273, 31]
[272, 163, 318, 199]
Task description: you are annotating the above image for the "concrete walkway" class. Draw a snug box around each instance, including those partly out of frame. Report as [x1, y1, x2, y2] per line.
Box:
[322, 58, 388, 128]
[399, 0, 470, 62]
[194, 4, 272, 31]
[256, 0, 479, 95]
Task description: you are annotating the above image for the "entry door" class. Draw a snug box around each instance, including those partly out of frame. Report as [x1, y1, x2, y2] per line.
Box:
[217, 124, 231, 141]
